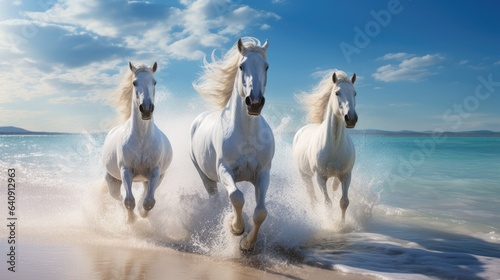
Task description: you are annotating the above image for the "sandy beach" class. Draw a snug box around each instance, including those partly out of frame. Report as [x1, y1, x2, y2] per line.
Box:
[4, 239, 375, 280]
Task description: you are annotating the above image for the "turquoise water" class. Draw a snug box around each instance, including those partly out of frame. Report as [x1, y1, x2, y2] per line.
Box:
[355, 135, 500, 230]
[1, 131, 499, 279]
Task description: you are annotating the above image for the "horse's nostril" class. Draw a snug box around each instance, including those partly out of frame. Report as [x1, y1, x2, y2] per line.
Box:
[344, 115, 350, 122]
[139, 104, 144, 113]
[245, 96, 264, 106]
[151, 104, 154, 112]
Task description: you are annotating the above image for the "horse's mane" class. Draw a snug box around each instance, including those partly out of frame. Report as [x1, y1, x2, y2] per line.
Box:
[296, 70, 349, 123]
[114, 64, 153, 122]
[193, 37, 267, 109]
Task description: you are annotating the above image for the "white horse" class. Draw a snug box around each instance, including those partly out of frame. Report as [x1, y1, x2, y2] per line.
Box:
[293, 70, 358, 222]
[102, 62, 172, 223]
[190, 38, 274, 251]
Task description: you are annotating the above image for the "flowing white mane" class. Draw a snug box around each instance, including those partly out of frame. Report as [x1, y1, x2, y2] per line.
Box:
[114, 64, 151, 122]
[193, 37, 267, 109]
[296, 70, 349, 123]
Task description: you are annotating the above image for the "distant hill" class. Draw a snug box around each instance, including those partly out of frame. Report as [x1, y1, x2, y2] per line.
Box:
[349, 129, 500, 137]
[0, 126, 71, 135]
[0, 126, 33, 134]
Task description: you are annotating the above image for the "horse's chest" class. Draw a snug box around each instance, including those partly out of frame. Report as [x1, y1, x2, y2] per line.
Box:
[317, 147, 353, 175]
[232, 156, 259, 181]
[122, 141, 159, 171]
[223, 141, 264, 181]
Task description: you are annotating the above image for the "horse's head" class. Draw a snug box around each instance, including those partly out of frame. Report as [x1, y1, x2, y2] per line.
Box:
[331, 72, 358, 128]
[129, 61, 157, 120]
[236, 38, 269, 116]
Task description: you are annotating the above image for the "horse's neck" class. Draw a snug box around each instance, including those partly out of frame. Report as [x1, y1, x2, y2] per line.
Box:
[321, 101, 346, 148]
[130, 104, 154, 138]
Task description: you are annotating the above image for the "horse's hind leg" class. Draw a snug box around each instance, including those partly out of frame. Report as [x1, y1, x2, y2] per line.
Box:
[300, 173, 317, 209]
[329, 177, 341, 193]
[339, 173, 351, 222]
[192, 158, 218, 195]
[105, 173, 122, 201]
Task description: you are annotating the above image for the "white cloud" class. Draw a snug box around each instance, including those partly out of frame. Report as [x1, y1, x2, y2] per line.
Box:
[20, 0, 279, 62]
[373, 53, 445, 82]
[0, 0, 280, 131]
[0, 0, 280, 99]
[399, 54, 445, 68]
[0, 109, 46, 119]
[373, 65, 428, 82]
[378, 52, 413, 61]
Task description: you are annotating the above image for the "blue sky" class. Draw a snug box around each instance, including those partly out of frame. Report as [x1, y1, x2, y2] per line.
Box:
[0, 0, 499, 132]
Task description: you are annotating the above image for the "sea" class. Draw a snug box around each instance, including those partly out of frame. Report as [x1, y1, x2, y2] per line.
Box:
[1, 106, 499, 279]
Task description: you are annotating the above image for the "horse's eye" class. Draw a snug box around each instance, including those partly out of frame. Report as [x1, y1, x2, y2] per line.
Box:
[335, 91, 339, 96]
[133, 80, 138, 87]
[153, 80, 157, 86]
[265, 65, 269, 71]
[239, 65, 243, 71]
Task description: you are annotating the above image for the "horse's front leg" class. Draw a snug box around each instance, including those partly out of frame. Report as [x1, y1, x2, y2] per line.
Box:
[240, 170, 269, 252]
[120, 167, 135, 223]
[314, 172, 332, 207]
[339, 172, 351, 222]
[139, 167, 163, 218]
[218, 164, 245, 236]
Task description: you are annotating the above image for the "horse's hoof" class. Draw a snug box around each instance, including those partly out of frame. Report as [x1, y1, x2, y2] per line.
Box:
[230, 224, 245, 236]
[227, 214, 244, 236]
[143, 198, 156, 211]
[124, 199, 135, 210]
[239, 235, 254, 253]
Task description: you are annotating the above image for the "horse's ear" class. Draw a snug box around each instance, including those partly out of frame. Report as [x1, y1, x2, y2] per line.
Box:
[237, 38, 245, 54]
[129, 61, 137, 73]
[262, 39, 269, 51]
[152, 62, 158, 73]
[351, 73, 356, 84]
[332, 72, 338, 84]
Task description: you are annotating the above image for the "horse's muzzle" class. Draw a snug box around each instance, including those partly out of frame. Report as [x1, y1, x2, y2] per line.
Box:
[245, 96, 265, 116]
[345, 113, 358, 128]
[139, 104, 155, 120]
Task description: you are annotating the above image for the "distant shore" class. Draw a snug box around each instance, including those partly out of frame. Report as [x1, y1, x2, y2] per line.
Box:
[1, 126, 500, 137]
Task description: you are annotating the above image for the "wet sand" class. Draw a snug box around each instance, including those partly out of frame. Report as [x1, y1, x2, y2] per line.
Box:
[4, 240, 375, 280]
